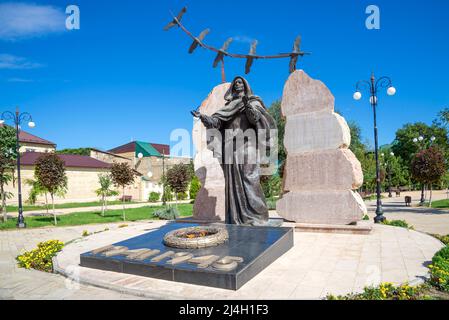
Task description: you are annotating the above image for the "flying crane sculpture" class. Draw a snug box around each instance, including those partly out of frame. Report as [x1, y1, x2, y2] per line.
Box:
[164, 7, 311, 82]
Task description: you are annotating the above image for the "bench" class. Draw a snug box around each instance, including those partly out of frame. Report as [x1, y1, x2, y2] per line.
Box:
[120, 195, 132, 202]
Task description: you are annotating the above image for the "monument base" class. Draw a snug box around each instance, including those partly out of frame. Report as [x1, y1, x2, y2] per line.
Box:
[293, 221, 372, 234]
[80, 222, 293, 290]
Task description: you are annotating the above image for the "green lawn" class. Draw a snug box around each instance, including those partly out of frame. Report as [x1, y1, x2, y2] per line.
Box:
[430, 199, 449, 209]
[0, 204, 193, 230]
[5, 200, 140, 213]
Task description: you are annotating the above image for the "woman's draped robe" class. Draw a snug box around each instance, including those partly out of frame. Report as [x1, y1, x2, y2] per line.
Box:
[201, 96, 276, 226]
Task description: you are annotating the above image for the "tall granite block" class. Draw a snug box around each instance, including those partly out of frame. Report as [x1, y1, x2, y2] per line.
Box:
[192, 83, 230, 221]
[277, 70, 367, 225]
[283, 149, 363, 192]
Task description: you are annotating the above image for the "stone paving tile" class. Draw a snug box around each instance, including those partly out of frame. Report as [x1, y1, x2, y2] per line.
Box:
[290, 285, 325, 299]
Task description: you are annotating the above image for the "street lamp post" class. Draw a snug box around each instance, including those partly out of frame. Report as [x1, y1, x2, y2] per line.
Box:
[0, 107, 35, 228]
[354, 73, 396, 223]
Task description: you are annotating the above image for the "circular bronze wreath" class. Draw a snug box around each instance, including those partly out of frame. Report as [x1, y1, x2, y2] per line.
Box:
[163, 226, 229, 249]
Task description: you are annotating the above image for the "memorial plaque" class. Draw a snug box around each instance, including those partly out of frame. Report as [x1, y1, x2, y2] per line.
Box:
[80, 222, 293, 290]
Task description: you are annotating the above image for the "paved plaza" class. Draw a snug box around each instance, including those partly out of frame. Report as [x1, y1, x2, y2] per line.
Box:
[1, 214, 444, 299]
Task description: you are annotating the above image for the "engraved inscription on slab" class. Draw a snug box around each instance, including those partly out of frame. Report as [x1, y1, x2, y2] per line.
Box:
[167, 252, 194, 265]
[151, 251, 175, 262]
[103, 246, 129, 257]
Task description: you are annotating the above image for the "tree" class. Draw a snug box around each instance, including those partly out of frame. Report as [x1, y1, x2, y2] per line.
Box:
[34, 153, 67, 225]
[411, 147, 446, 207]
[26, 178, 50, 214]
[268, 100, 286, 176]
[110, 162, 135, 221]
[57, 148, 91, 156]
[95, 174, 119, 216]
[189, 175, 201, 200]
[165, 163, 192, 207]
[0, 125, 17, 222]
[392, 122, 449, 166]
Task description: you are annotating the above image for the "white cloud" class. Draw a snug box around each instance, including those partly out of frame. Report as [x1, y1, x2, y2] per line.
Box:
[0, 54, 43, 69]
[232, 35, 256, 44]
[7, 77, 34, 82]
[0, 2, 66, 41]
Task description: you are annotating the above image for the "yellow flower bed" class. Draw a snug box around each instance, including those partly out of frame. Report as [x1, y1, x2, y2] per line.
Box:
[16, 240, 64, 273]
[326, 282, 428, 300]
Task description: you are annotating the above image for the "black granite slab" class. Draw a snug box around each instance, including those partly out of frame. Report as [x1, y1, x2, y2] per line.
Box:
[79, 222, 294, 290]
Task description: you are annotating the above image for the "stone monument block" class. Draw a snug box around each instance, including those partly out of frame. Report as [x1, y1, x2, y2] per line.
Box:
[283, 112, 351, 153]
[277, 190, 366, 225]
[283, 149, 363, 192]
[192, 83, 230, 221]
[281, 70, 335, 116]
[278, 70, 367, 225]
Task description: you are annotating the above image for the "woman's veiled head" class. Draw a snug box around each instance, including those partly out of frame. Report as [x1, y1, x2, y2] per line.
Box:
[224, 76, 253, 101]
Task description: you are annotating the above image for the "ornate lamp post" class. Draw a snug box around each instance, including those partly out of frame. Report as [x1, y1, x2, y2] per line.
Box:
[0, 107, 35, 228]
[413, 135, 436, 204]
[353, 73, 396, 223]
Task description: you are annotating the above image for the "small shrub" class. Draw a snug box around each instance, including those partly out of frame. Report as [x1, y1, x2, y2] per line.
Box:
[382, 219, 414, 230]
[326, 282, 428, 300]
[177, 192, 188, 200]
[363, 214, 370, 221]
[429, 245, 449, 292]
[82, 230, 90, 237]
[153, 206, 180, 220]
[148, 192, 161, 203]
[189, 175, 201, 200]
[16, 240, 64, 272]
[266, 198, 277, 210]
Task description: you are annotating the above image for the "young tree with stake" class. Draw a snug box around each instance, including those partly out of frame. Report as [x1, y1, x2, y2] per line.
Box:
[110, 162, 135, 221]
[34, 153, 67, 225]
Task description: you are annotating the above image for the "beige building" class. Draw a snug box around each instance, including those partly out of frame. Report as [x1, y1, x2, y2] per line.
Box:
[3, 127, 191, 204]
[6, 152, 114, 204]
[108, 141, 191, 201]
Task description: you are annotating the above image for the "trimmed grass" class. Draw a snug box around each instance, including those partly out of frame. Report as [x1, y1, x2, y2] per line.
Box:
[0, 204, 193, 230]
[430, 199, 449, 209]
[5, 200, 139, 212]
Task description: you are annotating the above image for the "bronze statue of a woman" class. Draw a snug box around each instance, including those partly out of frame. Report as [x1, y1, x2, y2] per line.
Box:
[192, 77, 277, 226]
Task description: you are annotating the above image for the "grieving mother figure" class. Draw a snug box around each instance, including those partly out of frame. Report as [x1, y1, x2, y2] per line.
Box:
[191, 77, 277, 226]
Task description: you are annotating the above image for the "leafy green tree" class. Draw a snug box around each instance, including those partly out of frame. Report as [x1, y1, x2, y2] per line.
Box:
[110, 162, 135, 221]
[34, 153, 68, 225]
[57, 148, 91, 156]
[95, 174, 119, 216]
[189, 175, 201, 200]
[0, 125, 17, 222]
[411, 147, 446, 207]
[392, 122, 449, 166]
[25, 178, 49, 213]
[165, 163, 192, 207]
[268, 100, 286, 176]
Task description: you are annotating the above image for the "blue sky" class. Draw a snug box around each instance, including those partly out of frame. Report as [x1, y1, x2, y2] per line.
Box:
[1, 0, 449, 154]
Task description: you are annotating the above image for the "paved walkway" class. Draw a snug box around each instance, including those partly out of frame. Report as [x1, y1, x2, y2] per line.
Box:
[366, 190, 449, 235]
[1, 190, 448, 300]
[53, 222, 443, 299]
[0, 222, 148, 299]
[1, 219, 443, 300]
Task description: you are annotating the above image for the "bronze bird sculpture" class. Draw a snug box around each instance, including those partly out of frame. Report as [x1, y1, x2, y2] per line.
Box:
[212, 38, 233, 68]
[245, 40, 258, 74]
[163, 7, 187, 31]
[188, 28, 210, 53]
[289, 36, 301, 73]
